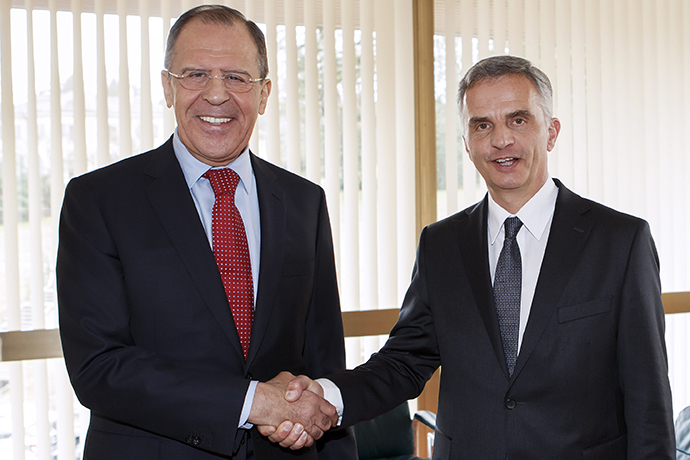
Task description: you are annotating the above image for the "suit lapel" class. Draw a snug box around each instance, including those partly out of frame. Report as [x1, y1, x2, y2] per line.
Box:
[457, 198, 510, 377]
[244, 154, 285, 367]
[512, 180, 593, 379]
[143, 139, 244, 359]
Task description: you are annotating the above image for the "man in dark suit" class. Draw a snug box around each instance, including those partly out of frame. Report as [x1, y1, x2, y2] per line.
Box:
[266, 56, 675, 459]
[57, 5, 354, 460]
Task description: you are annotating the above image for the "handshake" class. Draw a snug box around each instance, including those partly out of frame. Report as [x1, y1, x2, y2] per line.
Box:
[248, 371, 336, 450]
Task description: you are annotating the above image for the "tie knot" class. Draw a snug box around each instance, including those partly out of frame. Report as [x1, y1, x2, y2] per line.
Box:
[504, 216, 523, 240]
[204, 168, 240, 196]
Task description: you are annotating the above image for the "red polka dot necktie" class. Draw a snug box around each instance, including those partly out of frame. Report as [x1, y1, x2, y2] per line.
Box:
[204, 168, 254, 360]
[493, 216, 523, 376]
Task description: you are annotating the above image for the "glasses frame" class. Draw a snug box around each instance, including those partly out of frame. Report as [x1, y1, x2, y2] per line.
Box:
[166, 70, 265, 93]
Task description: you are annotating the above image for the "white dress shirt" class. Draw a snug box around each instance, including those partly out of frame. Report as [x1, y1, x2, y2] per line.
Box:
[487, 177, 558, 351]
[320, 178, 560, 424]
[172, 131, 260, 429]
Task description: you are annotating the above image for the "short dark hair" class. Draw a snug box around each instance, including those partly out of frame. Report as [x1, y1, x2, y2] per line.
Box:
[457, 55, 553, 132]
[164, 4, 269, 79]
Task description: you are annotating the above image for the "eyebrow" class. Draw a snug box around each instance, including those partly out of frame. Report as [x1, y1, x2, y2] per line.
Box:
[506, 109, 534, 120]
[468, 109, 536, 128]
[468, 116, 491, 126]
[177, 67, 252, 76]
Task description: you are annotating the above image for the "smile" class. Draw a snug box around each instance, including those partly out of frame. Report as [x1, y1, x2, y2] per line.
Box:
[495, 158, 518, 166]
[200, 116, 233, 125]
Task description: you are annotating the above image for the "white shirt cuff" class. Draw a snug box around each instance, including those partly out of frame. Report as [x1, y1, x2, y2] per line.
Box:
[316, 378, 344, 426]
[238, 380, 259, 429]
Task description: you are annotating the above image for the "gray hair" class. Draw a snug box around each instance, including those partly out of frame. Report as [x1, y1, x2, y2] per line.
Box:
[457, 55, 553, 132]
[164, 4, 269, 80]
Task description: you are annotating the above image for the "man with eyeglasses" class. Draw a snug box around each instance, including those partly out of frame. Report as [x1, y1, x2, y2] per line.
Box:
[57, 5, 355, 460]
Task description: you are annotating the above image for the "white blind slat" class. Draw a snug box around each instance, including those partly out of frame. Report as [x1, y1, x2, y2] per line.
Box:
[95, 0, 110, 167]
[570, 0, 587, 192]
[303, 0, 319, 183]
[394, 0, 415, 299]
[373, 0, 397, 308]
[263, 0, 280, 165]
[72, 0, 87, 174]
[117, 0, 131, 160]
[444, 0, 458, 215]
[341, 0, 359, 311]
[140, 0, 153, 151]
[359, 0, 378, 315]
[284, 0, 300, 173]
[322, 0, 340, 268]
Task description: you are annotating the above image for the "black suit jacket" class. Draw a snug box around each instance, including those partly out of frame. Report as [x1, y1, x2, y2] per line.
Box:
[57, 138, 356, 459]
[330, 179, 674, 460]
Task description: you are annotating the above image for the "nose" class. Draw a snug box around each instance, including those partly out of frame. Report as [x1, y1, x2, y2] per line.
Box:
[491, 124, 515, 150]
[202, 76, 231, 105]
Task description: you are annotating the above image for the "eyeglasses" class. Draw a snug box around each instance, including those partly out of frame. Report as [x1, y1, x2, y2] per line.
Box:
[166, 70, 265, 93]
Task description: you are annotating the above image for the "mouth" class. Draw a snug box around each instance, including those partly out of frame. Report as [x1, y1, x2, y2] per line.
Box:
[494, 158, 518, 166]
[199, 116, 233, 125]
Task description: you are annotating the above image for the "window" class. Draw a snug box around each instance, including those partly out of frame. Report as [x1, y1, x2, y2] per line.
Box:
[0, 1, 417, 457]
[433, 0, 690, 419]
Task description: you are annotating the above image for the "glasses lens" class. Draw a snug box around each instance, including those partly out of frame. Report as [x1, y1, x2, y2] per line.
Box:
[173, 72, 257, 93]
[224, 74, 252, 93]
[178, 72, 208, 90]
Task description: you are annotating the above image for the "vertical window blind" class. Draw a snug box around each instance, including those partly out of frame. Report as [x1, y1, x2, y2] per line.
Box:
[433, 0, 690, 420]
[0, 0, 416, 457]
[1, 0, 688, 458]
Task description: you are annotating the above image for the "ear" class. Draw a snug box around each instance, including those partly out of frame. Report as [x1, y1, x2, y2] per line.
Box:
[162, 71, 175, 108]
[546, 117, 561, 152]
[462, 135, 471, 155]
[257, 79, 272, 115]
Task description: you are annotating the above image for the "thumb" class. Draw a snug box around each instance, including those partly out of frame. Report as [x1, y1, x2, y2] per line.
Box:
[285, 375, 319, 402]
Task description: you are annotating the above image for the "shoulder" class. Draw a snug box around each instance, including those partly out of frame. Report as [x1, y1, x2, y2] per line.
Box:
[555, 178, 650, 233]
[64, 140, 178, 204]
[423, 199, 485, 237]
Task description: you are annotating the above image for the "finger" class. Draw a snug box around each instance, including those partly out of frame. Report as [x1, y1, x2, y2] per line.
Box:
[277, 423, 308, 449]
[266, 421, 293, 444]
[274, 371, 296, 384]
[289, 430, 314, 450]
[302, 422, 325, 441]
[315, 412, 334, 433]
[317, 395, 337, 420]
[257, 424, 277, 437]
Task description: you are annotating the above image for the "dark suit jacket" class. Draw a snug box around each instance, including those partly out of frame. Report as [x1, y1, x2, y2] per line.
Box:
[57, 138, 356, 459]
[330, 179, 674, 460]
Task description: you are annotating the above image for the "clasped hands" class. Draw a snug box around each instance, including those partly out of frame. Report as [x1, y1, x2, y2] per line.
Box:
[248, 371, 330, 450]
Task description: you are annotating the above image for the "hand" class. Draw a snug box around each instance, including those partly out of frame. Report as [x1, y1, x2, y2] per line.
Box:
[257, 375, 327, 448]
[250, 372, 335, 449]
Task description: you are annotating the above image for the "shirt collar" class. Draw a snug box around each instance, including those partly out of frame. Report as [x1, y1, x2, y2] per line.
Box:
[488, 177, 559, 245]
[172, 128, 254, 195]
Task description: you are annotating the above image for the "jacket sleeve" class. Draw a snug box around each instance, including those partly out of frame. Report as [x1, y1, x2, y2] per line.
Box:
[617, 221, 675, 459]
[329, 227, 441, 427]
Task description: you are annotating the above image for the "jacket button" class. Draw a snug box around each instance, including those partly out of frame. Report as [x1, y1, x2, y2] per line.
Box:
[505, 399, 516, 410]
[186, 435, 201, 446]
